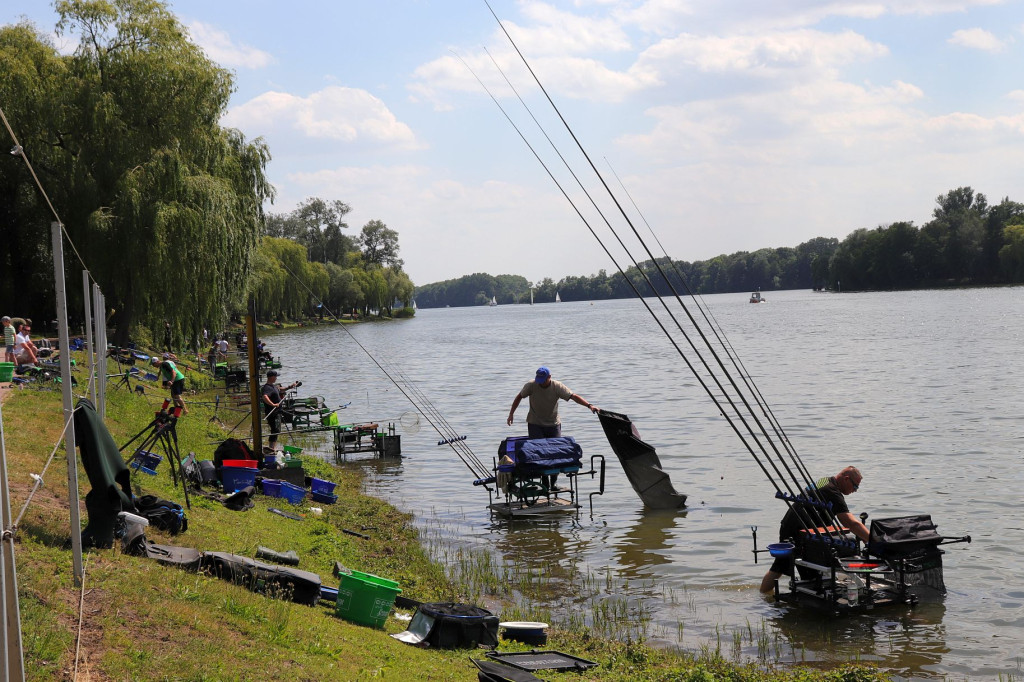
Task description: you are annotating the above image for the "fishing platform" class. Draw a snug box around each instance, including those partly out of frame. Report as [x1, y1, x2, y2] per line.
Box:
[754, 513, 970, 614]
[477, 436, 604, 518]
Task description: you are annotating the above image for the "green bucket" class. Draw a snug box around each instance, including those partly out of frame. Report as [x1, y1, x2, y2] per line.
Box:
[335, 572, 401, 628]
[0, 362, 13, 382]
[282, 444, 302, 455]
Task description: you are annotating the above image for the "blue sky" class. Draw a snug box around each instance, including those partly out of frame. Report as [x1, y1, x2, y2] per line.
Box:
[6, 1, 1024, 286]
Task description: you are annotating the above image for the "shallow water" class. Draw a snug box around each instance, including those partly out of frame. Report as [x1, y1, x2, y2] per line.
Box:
[268, 288, 1024, 679]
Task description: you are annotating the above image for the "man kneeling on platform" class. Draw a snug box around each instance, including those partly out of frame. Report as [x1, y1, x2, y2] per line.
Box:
[760, 466, 870, 594]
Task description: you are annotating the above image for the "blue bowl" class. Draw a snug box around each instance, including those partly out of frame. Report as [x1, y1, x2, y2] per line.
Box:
[767, 542, 795, 558]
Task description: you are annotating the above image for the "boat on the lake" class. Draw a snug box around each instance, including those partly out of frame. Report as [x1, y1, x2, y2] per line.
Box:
[750, 291, 765, 303]
[489, 296, 497, 307]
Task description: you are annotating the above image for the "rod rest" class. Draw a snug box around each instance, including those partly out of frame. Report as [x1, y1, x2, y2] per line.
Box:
[803, 534, 858, 551]
[775, 490, 834, 511]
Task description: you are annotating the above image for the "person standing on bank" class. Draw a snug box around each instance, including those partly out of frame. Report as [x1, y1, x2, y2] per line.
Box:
[261, 370, 300, 450]
[507, 366, 599, 438]
[152, 356, 187, 415]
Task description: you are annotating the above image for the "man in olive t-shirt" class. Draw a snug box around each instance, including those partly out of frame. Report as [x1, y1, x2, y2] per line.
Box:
[506, 366, 599, 439]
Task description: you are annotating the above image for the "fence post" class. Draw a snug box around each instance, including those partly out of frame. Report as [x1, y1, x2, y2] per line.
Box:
[52, 222, 84, 585]
[83, 271, 96, 406]
[0, 399, 27, 680]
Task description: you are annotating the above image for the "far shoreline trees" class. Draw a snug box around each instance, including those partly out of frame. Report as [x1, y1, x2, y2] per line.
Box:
[415, 187, 1024, 308]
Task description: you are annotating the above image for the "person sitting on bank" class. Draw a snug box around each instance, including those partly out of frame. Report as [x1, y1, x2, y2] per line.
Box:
[261, 370, 300, 450]
[759, 466, 870, 594]
[152, 356, 188, 415]
[13, 321, 39, 366]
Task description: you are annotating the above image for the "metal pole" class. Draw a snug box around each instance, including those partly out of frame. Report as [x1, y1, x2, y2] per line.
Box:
[82, 271, 96, 405]
[95, 287, 107, 421]
[52, 222, 84, 585]
[0, 399, 27, 681]
[246, 296, 262, 455]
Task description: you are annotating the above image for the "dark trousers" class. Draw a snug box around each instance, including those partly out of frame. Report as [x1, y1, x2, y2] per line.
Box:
[266, 411, 282, 445]
[527, 423, 560, 439]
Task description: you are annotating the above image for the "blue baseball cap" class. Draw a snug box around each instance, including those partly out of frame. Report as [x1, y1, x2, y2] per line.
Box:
[535, 366, 551, 384]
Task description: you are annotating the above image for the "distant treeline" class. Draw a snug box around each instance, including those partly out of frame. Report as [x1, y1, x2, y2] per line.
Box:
[415, 187, 1024, 307]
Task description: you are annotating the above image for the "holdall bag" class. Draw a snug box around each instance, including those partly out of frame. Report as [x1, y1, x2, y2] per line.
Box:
[134, 494, 188, 534]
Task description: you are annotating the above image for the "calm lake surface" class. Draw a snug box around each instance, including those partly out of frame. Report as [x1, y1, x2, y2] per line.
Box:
[268, 288, 1024, 679]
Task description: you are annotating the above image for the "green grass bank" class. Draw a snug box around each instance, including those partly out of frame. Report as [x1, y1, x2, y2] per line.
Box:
[1, 364, 888, 681]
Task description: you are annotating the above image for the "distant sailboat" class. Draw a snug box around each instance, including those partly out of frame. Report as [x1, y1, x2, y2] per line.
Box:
[489, 296, 497, 307]
[412, 300, 417, 310]
[555, 292, 561, 303]
[530, 288, 534, 305]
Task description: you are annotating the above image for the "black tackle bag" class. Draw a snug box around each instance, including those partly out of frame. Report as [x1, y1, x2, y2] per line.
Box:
[134, 494, 188, 534]
[413, 602, 499, 649]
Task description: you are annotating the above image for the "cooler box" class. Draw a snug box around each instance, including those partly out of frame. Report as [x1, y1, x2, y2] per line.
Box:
[335, 572, 401, 628]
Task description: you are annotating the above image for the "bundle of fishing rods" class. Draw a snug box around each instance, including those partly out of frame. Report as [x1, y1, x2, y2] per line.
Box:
[454, 1, 852, 547]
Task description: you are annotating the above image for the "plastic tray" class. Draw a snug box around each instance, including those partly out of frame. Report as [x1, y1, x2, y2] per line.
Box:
[222, 459, 258, 469]
[278, 481, 306, 505]
[310, 491, 337, 505]
[311, 477, 336, 495]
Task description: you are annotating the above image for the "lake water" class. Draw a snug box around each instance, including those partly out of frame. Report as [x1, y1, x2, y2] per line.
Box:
[267, 288, 1024, 679]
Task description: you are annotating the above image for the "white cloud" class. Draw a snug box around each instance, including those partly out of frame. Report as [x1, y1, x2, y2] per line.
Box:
[410, 48, 658, 106]
[1008, 89, 1024, 102]
[639, 29, 888, 78]
[505, 2, 632, 55]
[188, 21, 273, 69]
[224, 87, 421, 150]
[947, 27, 1007, 52]
[286, 165, 606, 284]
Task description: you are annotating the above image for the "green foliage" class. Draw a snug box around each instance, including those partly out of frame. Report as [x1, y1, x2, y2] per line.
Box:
[358, 218, 402, 268]
[0, 0, 272, 344]
[415, 187, 1024, 307]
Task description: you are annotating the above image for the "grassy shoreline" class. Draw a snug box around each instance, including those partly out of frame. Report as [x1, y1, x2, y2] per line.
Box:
[1, 363, 888, 681]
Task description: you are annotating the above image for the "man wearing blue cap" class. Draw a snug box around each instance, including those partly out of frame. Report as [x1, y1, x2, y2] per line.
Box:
[507, 366, 598, 438]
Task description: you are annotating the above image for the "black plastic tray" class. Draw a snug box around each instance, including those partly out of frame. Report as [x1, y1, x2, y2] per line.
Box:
[486, 650, 597, 672]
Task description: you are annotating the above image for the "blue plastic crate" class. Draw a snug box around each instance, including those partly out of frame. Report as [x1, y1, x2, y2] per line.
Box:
[311, 477, 336, 495]
[262, 479, 282, 498]
[279, 481, 306, 505]
[129, 450, 162, 471]
[310, 490, 337, 504]
[222, 466, 257, 493]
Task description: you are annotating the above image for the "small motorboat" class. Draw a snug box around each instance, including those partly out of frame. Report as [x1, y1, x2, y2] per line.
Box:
[750, 291, 765, 303]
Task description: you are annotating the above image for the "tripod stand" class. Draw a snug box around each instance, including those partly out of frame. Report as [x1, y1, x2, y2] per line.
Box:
[119, 399, 191, 509]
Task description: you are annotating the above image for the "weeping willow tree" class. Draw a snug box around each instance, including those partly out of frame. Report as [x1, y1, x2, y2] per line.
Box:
[0, 0, 273, 345]
[251, 238, 328, 320]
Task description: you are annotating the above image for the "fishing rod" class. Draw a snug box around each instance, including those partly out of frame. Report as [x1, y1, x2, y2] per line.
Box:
[602, 158, 817, 490]
[274, 261, 492, 481]
[472, 43, 816, 506]
[479, 2, 844, 541]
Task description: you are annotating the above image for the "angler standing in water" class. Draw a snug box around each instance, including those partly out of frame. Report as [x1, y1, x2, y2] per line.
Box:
[506, 366, 599, 438]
